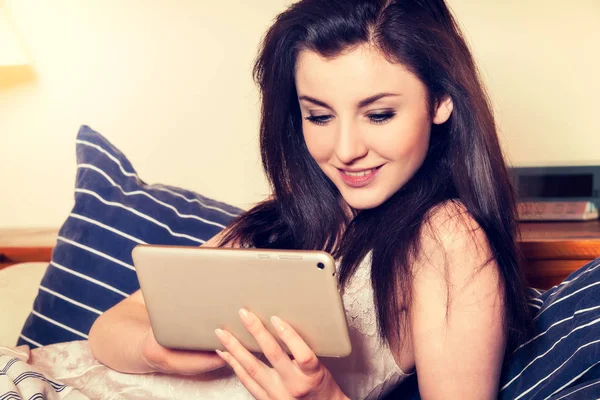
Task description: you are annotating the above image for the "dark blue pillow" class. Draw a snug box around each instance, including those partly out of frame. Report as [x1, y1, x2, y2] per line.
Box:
[18, 125, 242, 347]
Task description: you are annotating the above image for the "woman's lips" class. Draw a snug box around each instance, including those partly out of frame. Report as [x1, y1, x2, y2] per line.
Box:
[338, 165, 382, 188]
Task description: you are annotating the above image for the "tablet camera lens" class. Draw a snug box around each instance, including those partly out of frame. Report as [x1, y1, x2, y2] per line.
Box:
[317, 262, 325, 270]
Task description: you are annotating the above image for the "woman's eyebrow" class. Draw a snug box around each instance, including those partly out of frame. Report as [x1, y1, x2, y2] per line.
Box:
[358, 93, 400, 108]
[298, 92, 401, 110]
[298, 96, 332, 110]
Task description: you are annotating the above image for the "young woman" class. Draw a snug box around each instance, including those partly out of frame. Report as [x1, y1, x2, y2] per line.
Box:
[89, 0, 534, 398]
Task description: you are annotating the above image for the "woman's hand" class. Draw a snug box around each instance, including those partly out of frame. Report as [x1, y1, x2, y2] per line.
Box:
[215, 309, 349, 400]
[139, 329, 228, 375]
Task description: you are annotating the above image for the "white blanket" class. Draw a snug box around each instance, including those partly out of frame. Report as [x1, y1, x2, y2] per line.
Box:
[0, 341, 251, 400]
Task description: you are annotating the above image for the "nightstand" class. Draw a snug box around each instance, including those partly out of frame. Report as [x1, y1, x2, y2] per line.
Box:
[0, 228, 57, 271]
[519, 220, 600, 289]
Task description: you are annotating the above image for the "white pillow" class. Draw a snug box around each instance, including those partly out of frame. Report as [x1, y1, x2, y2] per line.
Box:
[0, 263, 48, 346]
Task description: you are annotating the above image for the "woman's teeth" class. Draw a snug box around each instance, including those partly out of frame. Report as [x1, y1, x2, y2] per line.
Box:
[343, 168, 376, 177]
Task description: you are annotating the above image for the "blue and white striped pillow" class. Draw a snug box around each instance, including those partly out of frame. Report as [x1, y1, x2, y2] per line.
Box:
[17, 125, 242, 347]
[499, 257, 600, 399]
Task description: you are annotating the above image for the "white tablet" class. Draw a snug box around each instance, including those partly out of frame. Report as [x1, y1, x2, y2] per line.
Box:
[131, 245, 352, 358]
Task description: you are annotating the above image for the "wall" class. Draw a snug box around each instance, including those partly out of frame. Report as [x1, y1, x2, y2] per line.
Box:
[449, 0, 600, 168]
[1, 0, 598, 228]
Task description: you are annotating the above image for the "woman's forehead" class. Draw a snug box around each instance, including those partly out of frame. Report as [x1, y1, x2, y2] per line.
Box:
[294, 45, 424, 103]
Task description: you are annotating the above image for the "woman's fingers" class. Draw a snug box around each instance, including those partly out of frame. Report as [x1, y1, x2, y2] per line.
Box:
[217, 312, 340, 400]
[216, 350, 271, 400]
[215, 328, 270, 383]
[269, 315, 321, 375]
[238, 309, 296, 378]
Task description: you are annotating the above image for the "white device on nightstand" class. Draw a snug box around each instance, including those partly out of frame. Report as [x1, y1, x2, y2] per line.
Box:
[517, 201, 598, 221]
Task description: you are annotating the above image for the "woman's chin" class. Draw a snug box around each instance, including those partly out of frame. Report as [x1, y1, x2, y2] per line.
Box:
[341, 190, 390, 211]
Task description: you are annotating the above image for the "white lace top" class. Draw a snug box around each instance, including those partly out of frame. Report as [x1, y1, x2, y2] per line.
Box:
[321, 251, 411, 399]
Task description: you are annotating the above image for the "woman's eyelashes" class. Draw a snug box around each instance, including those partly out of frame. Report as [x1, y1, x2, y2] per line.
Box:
[305, 114, 333, 125]
[368, 111, 396, 124]
[304, 111, 396, 126]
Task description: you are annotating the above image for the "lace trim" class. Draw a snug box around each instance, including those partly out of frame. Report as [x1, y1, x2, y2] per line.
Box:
[340, 252, 378, 338]
[339, 252, 413, 379]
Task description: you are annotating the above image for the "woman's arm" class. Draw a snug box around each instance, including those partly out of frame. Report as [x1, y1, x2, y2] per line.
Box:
[409, 203, 506, 399]
[89, 230, 236, 374]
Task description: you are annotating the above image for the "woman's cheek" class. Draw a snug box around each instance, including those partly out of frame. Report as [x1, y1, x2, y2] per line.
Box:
[374, 118, 430, 160]
[303, 127, 335, 162]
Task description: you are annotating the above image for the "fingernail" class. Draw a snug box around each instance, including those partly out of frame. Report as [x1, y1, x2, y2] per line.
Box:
[270, 315, 285, 332]
[239, 308, 252, 324]
[215, 328, 230, 344]
[215, 349, 228, 360]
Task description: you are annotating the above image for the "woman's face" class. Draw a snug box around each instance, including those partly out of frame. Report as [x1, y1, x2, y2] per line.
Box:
[295, 45, 453, 210]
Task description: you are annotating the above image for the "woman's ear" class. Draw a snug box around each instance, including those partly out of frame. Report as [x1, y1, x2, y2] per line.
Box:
[432, 95, 453, 125]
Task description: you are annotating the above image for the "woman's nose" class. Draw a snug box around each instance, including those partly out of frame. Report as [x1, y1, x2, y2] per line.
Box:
[334, 121, 368, 165]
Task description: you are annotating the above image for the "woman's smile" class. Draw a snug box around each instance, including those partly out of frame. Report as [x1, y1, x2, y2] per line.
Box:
[338, 165, 383, 188]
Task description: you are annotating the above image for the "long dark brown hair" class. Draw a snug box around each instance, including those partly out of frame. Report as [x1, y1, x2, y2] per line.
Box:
[220, 0, 532, 354]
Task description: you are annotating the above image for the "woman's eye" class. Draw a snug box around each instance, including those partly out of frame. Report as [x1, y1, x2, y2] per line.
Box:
[305, 115, 333, 126]
[368, 112, 396, 124]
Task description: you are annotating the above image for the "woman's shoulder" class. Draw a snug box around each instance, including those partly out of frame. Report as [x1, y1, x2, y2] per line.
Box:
[415, 200, 494, 275]
[421, 200, 487, 249]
